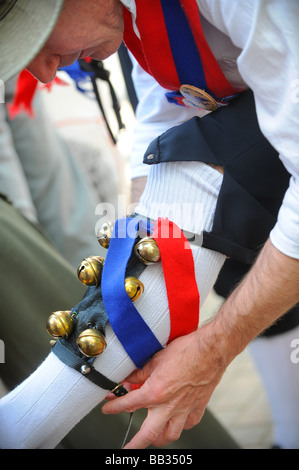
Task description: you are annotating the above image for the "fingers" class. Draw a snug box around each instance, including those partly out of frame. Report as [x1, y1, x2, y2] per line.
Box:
[105, 381, 137, 401]
[102, 387, 148, 415]
[124, 408, 167, 449]
[123, 407, 187, 449]
[103, 357, 155, 404]
[101, 332, 220, 448]
[125, 357, 156, 384]
[102, 381, 206, 448]
[102, 355, 162, 414]
[183, 408, 205, 430]
[148, 414, 188, 449]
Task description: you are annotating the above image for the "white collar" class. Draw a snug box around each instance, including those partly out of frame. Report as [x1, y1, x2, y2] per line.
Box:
[120, 0, 140, 38]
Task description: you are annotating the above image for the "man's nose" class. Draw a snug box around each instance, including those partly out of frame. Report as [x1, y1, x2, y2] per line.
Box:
[26, 53, 60, 84]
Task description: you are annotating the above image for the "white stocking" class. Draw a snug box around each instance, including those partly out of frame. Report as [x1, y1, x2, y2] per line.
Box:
[0, 162, 226, 448]
[249, 325, 299, 449]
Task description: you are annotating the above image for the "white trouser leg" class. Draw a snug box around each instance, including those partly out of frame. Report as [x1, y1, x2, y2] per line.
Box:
[249, 325, 299, 449]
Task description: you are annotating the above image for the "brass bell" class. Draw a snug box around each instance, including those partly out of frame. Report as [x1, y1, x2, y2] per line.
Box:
[134, 237, 161, 265]
[46, 310, 74, 339]
[77, 256, 105, 286]
[76, 328, 107, 357]
[125, 276, 144, 302]
[97, 221, 114, 249]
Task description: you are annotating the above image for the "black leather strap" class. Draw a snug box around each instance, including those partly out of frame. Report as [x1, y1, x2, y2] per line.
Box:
[53, 340, 128, 397]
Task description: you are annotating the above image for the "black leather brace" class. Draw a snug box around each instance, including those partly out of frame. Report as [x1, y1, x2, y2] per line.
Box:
[53, 340, 128, 397]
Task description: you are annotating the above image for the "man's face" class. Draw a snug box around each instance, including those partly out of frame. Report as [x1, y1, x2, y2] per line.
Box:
[27, 0, 124, 83]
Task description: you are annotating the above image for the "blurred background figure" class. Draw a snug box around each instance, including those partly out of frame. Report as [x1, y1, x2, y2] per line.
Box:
[0, 65, 125, 448]
[0, 69, 120, 269]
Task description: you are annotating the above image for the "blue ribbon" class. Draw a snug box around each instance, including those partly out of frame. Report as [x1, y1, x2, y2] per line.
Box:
[160, 0, 208, 92]
[160, 0, 239, 106]
[59, 61, 94, 94]
[101, 217, 162, 369]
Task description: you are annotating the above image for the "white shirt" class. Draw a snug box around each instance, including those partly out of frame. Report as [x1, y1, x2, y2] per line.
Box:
[121, 0, 299, 260]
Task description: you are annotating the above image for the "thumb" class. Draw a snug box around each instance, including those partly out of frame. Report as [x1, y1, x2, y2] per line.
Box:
[125, 359, 154, 384]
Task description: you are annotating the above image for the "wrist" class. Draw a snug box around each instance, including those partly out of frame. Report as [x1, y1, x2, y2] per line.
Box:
[194, 319, 232, 375]
[203, 239, 299, 366]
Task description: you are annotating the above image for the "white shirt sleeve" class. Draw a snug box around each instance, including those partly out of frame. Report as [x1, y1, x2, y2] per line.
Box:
[130, 54, 207, 180]
[130, 0, 299, 258]
[197, 0, 299, 258]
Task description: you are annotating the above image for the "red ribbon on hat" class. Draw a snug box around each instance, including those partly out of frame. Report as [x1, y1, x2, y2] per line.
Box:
[152, 218, 200, 343]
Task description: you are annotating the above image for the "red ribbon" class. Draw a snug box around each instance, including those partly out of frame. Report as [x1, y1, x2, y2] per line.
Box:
[123, 0, 240, 97]
[7, 69, 68, 120]
[7, 70, 39, 119]
[153, 218, 200, 343]
[180, 0, 238, 98]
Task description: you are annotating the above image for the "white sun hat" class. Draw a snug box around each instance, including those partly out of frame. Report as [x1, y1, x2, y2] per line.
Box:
[0, 0, 64, 82]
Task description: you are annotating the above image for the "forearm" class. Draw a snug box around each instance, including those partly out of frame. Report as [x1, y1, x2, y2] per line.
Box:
[207, 238, 299, 367]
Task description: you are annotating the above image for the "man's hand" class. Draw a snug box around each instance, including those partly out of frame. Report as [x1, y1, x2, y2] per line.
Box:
[102, 325, 228, 449]
[102, 239, 299, 449]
